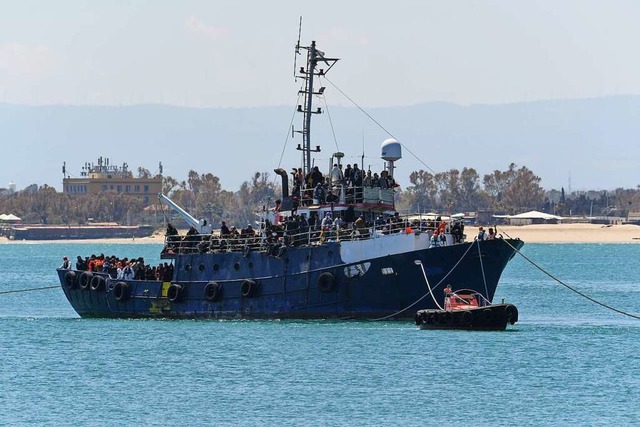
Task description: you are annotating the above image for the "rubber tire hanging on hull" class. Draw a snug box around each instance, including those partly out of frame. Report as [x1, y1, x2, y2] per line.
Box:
[241, 280, 257, 297]
[168, 284, 183, 302]
[64, 271, 77, 289]
[461, 310, 473, 326]
[505, 304, 519, 325]
[317, 272, 336, 293]
[204, 281, 222, 302]
[79, 272, 93, 290]
[90, 275, 105, 291]
[113, 281, 130, 302]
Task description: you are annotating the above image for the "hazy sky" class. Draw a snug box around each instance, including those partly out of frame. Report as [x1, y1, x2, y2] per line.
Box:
[2, 1, 639, 195]
[2, 1, 639, 107]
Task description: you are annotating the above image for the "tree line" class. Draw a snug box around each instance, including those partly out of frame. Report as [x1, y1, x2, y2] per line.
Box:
[1, 163, 639, 228]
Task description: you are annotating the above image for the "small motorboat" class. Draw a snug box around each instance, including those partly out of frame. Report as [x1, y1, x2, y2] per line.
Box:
[415, 288, 518, 330]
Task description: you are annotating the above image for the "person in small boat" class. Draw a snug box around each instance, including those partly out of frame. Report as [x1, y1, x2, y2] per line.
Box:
[444, 284, 453, 295]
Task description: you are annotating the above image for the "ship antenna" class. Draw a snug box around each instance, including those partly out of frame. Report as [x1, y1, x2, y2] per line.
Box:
[293, 16, 302, 80]
[295, 39, 339, 177]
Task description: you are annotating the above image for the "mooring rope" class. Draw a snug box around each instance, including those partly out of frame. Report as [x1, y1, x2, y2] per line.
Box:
[370, 239, 477, 321]
[500, 235, 640, 320]
[0, 285, 58, 295]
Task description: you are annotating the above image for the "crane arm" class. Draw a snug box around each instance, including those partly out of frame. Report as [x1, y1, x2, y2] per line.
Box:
[158, 193, 212, 234]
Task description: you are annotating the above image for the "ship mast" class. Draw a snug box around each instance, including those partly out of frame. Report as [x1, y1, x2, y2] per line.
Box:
[295, 41, 338, 177]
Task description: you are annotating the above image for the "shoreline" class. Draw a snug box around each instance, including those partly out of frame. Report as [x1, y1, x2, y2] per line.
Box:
[1, 223, 640, 244]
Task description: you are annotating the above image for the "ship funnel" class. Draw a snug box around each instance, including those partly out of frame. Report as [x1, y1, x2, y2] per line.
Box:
[274, 168, 289, 198]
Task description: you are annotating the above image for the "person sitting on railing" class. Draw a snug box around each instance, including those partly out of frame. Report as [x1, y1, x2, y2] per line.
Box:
[354, 215, 369, 239]
[326, 188, 339, 204]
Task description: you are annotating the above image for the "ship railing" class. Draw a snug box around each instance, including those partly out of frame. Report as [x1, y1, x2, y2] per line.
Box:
[161, 214, 466, 255]
[297, 184, 395, 206]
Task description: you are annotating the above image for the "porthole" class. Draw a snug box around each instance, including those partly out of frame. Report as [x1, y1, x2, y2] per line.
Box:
[213, 264, 220, 272]
[185, 264, 192, 272]
[248, 262, 253, 269]
[234, 262, 240, 271]
[328, 250, 333, 257]
[199, 264, 205, 272]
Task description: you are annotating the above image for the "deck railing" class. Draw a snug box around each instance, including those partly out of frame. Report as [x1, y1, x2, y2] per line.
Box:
[162, 214, 466, 256]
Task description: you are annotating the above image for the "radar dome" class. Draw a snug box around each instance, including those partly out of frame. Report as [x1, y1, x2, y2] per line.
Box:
[381, 138, 402, 161]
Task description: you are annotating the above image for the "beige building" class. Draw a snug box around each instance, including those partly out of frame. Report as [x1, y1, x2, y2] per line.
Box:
[63, 157, 162, 205]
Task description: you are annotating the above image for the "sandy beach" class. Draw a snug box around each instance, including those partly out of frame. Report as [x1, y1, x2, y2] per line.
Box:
[2, 223, 640, 244]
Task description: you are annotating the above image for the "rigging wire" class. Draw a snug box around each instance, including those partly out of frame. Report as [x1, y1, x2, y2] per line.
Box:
[369, 240, 477, 321]
[0, 285, 58, 295]
[499, 232, 640, 321]
[276, 90, 304, 171]
[322, 76, 437, 175]
[318, 79, 340, 153]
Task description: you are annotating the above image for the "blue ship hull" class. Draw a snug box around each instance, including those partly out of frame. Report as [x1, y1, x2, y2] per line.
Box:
[56, 238, 523, 320]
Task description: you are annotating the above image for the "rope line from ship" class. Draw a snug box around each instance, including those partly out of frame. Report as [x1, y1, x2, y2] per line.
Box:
[369, 239, 479, 321]
[498, 228, 640, 321]
[0, 285, 59, 295]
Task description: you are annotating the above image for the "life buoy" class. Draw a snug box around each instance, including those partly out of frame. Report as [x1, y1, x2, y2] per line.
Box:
[90, 275, 105, 291]
[317, 272, 336, 293]
[204, 281, 222, 302]
[505, 304, 519, 325]
[482, 308, 494, 322]
[113, 281, 130, 302]
[79, 271, 93, 290]
[168, 284, 183, 302]
[461, 310, 473, 325]
[241, 279, 257, 297]
[64, 271, 77, 289]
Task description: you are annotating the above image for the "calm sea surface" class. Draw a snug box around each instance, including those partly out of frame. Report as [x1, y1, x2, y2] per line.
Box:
[0, 242, 639, 426]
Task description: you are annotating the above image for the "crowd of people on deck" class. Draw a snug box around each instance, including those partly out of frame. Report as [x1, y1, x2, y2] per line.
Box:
[291, 163, 399, 207]
[60, 253, 174, 281]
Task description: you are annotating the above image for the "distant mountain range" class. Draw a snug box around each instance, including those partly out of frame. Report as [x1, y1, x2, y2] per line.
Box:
[1, 95, 639, 192]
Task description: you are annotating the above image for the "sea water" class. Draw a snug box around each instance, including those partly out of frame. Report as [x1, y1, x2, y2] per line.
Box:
[0, 243, 638, 426]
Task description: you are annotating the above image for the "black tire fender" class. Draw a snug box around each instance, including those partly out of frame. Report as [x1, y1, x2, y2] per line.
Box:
[79, 271, 93, 290]
[168, 284, 183, 302]
[90, 275, 105, 291]
[505, 304, 519, 325]
[64, 271, 77, 289]
[241, 279, 257, 297]
[113, 281, 130, 302]
[204, 281, 222, 302]
[317, 272, 336, 293]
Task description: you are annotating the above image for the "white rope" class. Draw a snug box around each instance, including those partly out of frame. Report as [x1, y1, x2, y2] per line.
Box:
[477, 239, 490, 299]
[370, 240, 477, 321]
